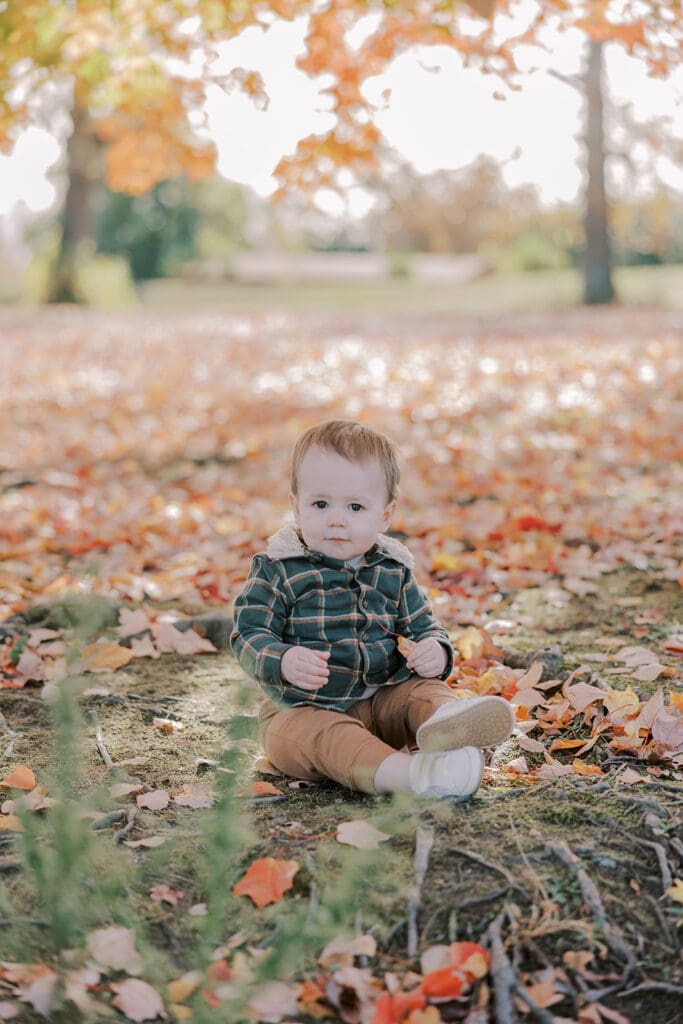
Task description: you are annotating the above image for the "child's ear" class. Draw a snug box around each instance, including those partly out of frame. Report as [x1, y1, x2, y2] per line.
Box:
[290, 492, 300, 525]
[383, 499, 397, 529]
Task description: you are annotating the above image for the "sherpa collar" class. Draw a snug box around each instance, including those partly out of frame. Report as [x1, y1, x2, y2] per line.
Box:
[266, 525, 414, 569]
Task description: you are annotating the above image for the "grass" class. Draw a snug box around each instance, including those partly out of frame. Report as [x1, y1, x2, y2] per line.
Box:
[136, 264, 683, 316]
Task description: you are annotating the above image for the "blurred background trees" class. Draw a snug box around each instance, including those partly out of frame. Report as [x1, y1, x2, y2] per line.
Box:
[0, 1, 681, 305]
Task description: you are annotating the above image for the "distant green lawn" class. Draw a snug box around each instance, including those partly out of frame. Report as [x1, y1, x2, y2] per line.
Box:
[137, 264, 683, 317]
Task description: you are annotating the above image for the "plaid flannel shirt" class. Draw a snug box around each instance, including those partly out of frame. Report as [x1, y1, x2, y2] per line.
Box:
[230, 526, 453, 711]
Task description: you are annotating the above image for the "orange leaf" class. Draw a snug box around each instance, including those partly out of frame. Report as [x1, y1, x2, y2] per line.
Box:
[420, 967, 466, 1001]
[248, 781, 285, 797]
[571, 758, 604, 776]
[397, 635, 416, 657]
[448, 941, 489, 980]
[372, 990, 426, 1024]
[0, 765, 36, 790]
[81, 642, 134, 673]
[549, 737, 590, 752]
[232, 857, 299, 908]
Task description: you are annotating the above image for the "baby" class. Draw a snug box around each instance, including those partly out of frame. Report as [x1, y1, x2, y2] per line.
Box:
[231, 419, 514, 798]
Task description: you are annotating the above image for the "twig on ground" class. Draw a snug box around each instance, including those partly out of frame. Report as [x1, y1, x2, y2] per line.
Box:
[451, 846, 527, 897]
[619, 981, 683, 998]
[407, 825, 434, 958]
[90, 809, 127, 831]
[483, 911, 518, 1024]
[0, 917, 48, 927]
[87, 709, 116, 771]
[633, 837, 674, 893]
[545, 840, 636, 971]
[608, 793, 671, 817]
[114, 807, 137, 845]
[668, 836, 683, 861]
[0, 859, 21, 873]
[0, 708, 18, 758]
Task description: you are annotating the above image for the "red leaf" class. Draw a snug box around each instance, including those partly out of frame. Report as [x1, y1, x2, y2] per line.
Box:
[420, 967, 466, 1001]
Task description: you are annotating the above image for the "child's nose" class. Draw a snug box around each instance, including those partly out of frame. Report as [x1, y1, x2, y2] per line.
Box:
[328, 507, 347, 525]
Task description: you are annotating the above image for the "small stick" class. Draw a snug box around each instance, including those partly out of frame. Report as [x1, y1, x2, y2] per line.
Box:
[0, 708, 18, 759]
[620, 981, 683, 997]
[0, 859, 21, 873]
[483, 912, 517, 1024]
[114, 808, 137, 845]
[0, 917, 48, 927]
[87, 709, 116, 771]
[407, 825, 434, 958]
[633, 837, 674, 894]
[546, 840, 635, 970]
[452, 846, 527, 896]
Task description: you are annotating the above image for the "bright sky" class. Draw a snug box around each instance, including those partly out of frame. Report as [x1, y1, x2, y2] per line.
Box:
[1, 11, 682, 221]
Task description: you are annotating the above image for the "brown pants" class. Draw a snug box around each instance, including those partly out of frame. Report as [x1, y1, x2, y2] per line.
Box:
[259, 677, 456, 794]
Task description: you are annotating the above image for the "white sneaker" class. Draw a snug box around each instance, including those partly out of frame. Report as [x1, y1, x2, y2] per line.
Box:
[416, 697, 515, 753]
[409, 746, 484, 799]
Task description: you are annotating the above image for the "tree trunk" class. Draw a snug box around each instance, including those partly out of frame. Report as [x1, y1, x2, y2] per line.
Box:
[47, 104, 100, 303]
[583, 40, 615, 305]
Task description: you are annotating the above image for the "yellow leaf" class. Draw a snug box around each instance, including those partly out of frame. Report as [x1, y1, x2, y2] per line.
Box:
[666, 879, 683, 904]
[603, 685, 640, 717]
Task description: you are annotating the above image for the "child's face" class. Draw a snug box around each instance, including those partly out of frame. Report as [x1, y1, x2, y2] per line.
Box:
[292, 446, 395, 561]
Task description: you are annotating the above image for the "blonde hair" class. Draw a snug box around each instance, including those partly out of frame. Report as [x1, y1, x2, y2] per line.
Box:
[291, 420, 401, 502]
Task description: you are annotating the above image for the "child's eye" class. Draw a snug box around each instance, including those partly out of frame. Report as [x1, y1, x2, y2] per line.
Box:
[313, 500, 328, 509]
[349, 503, 365, 512]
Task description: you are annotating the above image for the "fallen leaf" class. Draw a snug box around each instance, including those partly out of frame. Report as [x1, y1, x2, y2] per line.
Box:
[618, 768, 651, 785]
[124, 835, 168, 849]
[151, 622, 216, 655]
[17, 967, 58, 1017]
[137, 790, 170, 811]
[319, 934, 377, 968]
[149, 883, 184, 905]
[110, 782, 144, 798]
[248, 781, 285, 797]
[420, 966, 466, 1001]
[666, 878, 683, 904]
[86, 926, 143, 973]
[397, 635, 416, 657]
[172, 783, 214, 808]
[0, 766, 36, 790]
[336, 819, 391, 850]
[247, 981, 300, 1023]
[517, 662, 544, 689]
[81, 641, 134, 673]
[603, 685, 640, 718]
[448, 941, 489, 980]
[565, 682, 606, 713]
[233, 857, 299, 908]
[130, 635, 160, 659]
[152, 717, 185, 734]
[516, 734, 546, 753]
[166, 971, 203, 1005]
[117, 608, 153, 639]
[111, 978, 167, 1022]
[0, 815, 23, 832]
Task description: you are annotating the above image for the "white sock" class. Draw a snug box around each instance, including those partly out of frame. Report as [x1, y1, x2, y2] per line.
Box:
[373, 752, 412, 794]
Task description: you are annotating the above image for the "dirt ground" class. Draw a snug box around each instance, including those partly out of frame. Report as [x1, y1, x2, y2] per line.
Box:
[2, 565, 682, 1023]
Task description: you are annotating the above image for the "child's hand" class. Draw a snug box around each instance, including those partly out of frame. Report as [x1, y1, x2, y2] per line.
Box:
[406, 638, 447, 678]
[280, 647, 330, 691]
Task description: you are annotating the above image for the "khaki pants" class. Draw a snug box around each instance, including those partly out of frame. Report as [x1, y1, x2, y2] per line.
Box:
[259, 677, 456, 794]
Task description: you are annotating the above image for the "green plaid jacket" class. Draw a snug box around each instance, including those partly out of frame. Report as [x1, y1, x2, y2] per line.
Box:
[230, 527, 453, 711]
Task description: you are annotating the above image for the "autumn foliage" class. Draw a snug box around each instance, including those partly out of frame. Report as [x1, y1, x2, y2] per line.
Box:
[1, 1, 681, 195]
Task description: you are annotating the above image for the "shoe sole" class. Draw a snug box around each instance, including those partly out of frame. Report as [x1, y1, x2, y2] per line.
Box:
[417, 698, 515, 753]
